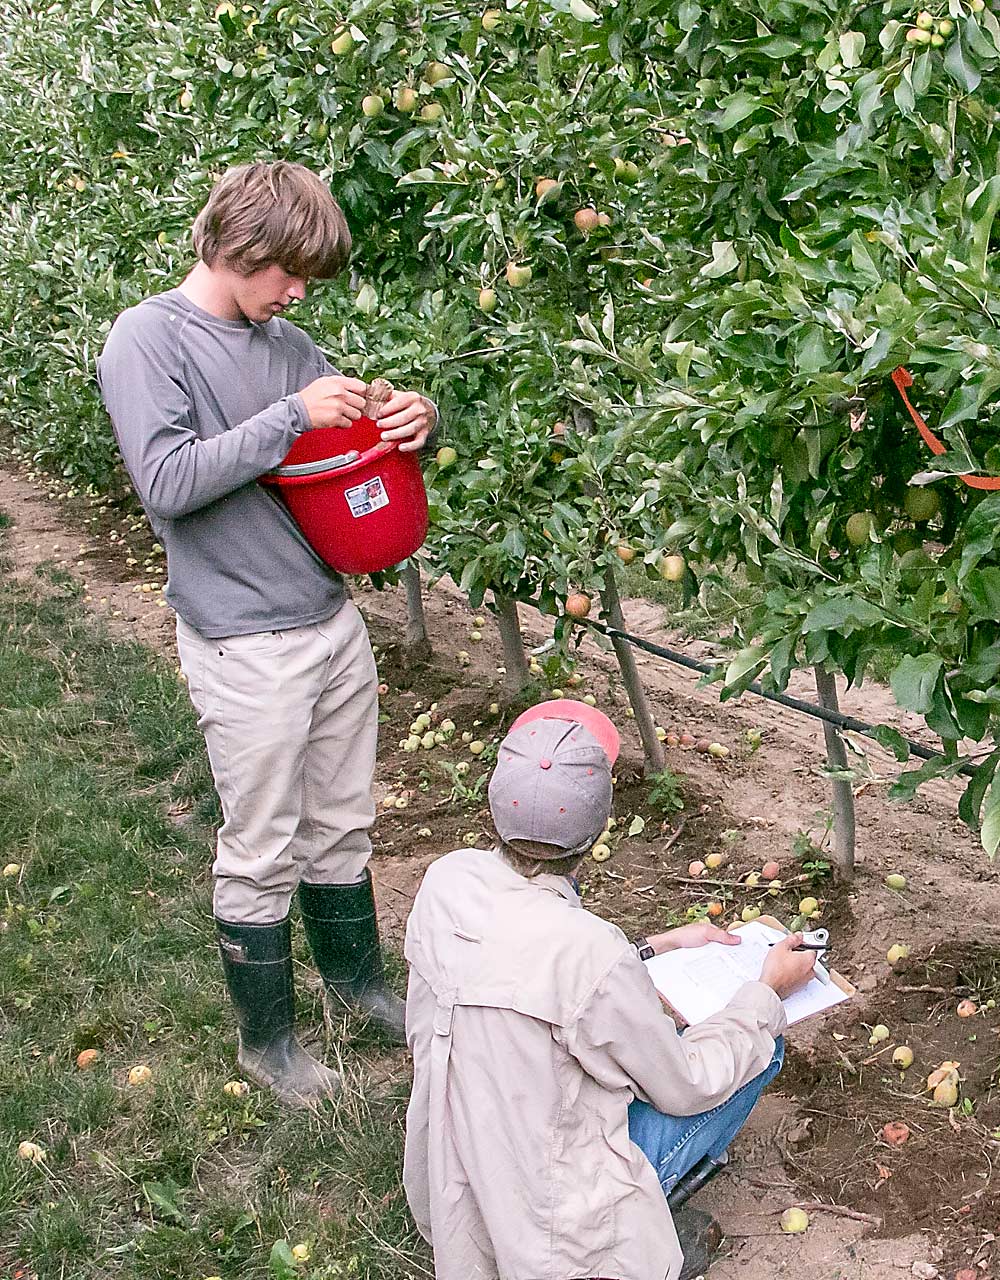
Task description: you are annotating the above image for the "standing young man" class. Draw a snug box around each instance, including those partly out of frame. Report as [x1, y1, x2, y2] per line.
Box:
[98, 161, 436, 1106]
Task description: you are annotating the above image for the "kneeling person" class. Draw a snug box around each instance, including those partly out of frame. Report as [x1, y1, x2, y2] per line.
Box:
[403, 700, 815, 1280]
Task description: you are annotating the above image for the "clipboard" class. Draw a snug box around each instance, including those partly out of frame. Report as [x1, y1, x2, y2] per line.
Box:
[643, 915, 856, 1028]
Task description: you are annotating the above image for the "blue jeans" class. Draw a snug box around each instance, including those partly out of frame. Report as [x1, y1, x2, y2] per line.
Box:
[627, 1038, 784, 1197]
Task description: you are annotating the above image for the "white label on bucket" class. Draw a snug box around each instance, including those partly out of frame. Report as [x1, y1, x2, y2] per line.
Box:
[345, 475, 389, 518]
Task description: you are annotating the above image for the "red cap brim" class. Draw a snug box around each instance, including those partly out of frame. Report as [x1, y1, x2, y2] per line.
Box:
[509, 699, 620, 764]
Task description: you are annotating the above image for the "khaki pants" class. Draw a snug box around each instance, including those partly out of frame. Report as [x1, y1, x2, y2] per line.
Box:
[176, 601, 378, 923]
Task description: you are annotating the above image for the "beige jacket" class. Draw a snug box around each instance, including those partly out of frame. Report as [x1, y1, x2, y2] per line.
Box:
[403, 847, 786, 1280]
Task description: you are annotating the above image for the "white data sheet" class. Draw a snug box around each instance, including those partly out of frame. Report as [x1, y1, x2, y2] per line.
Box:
[643, 920, 851, 1027]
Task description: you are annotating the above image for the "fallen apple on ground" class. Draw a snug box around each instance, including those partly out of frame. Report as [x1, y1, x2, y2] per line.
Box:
[892, 1046, 914, 1070]
[779, 1206, 809, 1234]
[886, 943, 910, 967]
[885, 873, 907, 891]
[17, 1140, 45, 1162]
[761, 860, 781, 880]
[881, 1120, 910, 1146]
[931, 1078, 959, 1107]
[76, 1048, 99, 1070]
[128, 1064, 153, 1086]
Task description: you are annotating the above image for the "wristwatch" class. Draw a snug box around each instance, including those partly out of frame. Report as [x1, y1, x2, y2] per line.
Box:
[633, 936, 655, 961]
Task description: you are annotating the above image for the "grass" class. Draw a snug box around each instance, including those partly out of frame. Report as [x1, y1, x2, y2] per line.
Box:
[0, 525, 424, 1280]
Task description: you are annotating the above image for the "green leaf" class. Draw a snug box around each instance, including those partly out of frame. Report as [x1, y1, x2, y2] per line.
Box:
[142, 1180, 186, 1225]
[958, 748, 1000, 829]
[867, 724, 910, 762]
[981, 778, 1000, 857]
[269, 1241, 298, 1280]
[839, 31, 865, 67]
[802, 596, 883, 635]
[958, 493, 1000, 582]
[698, 241, 738, 278]
[794, 326, 833, 374]
[889, 752, 964, 801]
[769, 634, 798, 690]
[889, 653, 944, 715]
[721, 645, 766, 700]
[962, 568, 1000, 624]
[944, 32, 981, 92]
[717, 92, 758, 132]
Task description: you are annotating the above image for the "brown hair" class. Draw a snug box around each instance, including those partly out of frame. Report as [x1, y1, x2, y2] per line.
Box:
[192, 161, 351, 278]
[499, 840, 584, 881]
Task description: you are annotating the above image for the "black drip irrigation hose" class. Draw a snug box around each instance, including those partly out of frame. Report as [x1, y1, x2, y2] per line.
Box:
[584, 619, 979, 780]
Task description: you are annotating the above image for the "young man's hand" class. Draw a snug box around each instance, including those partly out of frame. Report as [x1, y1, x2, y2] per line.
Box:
[298, 376, 368, 428]
[645, 922, 742, 954]
[760, 932, 816, 999]
[376, 390, 437, 452]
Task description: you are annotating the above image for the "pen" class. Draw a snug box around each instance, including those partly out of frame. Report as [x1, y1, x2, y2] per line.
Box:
[768, 942, 828, 951]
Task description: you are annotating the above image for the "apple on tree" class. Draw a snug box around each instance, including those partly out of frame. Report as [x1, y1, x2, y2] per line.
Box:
[506, 261, 532, 287]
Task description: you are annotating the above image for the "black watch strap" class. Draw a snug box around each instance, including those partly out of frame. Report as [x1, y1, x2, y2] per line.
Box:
[634, 936, 655, 962]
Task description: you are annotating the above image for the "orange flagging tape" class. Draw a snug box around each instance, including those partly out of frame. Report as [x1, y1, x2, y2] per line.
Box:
[891, 366, 1000, 490]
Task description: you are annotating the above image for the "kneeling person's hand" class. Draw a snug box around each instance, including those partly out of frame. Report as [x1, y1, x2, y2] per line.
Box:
[760, 933, 816, 999]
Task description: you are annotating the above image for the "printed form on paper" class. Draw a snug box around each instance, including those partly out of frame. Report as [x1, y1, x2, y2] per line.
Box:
[643, 919, 851, 1027]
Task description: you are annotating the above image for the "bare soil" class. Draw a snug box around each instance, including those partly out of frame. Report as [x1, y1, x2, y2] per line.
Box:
[3, 460, 998, 1280]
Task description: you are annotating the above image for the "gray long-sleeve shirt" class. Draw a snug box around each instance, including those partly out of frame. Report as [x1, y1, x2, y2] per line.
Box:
[96, 288, 347, 637]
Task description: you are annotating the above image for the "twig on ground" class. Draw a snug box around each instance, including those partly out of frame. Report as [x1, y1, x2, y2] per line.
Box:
[788, 1201, 881, 1226]
[661, 818, 687, 855]
[735, 1174, 798, 1192]
[897, 984, 970, 995]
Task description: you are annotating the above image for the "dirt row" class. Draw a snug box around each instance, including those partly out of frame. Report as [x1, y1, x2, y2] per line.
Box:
[2, 461, 997, 1280]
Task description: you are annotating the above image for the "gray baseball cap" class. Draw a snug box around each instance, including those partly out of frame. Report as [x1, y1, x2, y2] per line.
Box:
[488, 716, 613, 855]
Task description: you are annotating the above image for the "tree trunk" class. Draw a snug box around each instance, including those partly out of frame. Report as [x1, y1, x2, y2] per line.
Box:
[494, 593, 531, 699]
[813, 664, 856, 879]
[401, 561, 432, 661]
[570, 401, 664, 774]
[600, 572, 665, 775]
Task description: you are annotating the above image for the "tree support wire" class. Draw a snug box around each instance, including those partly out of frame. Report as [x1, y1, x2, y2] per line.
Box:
[582, 619, 978, 781]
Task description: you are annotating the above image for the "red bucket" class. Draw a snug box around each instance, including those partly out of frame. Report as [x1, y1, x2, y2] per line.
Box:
[261, 416, 429, 575]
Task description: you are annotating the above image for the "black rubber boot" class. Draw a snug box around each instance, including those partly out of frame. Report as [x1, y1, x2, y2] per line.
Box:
[667, 1149, 730, 1213]
[675, 1206, 725, 1280]
[216, 916, 341, 1108]
[298, 872, 406, 1046]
